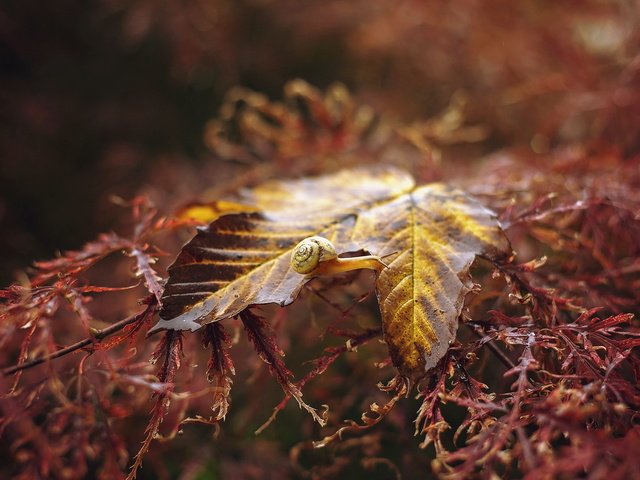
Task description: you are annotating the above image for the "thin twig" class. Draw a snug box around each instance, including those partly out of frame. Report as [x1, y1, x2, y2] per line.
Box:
[2, 303, 157, 376]
[466, 324, 517, 370]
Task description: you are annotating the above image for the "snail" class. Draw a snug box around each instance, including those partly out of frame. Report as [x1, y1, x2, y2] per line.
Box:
[290, 236, 387, 276]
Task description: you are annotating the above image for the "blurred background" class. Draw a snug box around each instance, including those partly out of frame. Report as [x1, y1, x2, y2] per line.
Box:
[2, 3, 640, 479]
[1, 0, 638, 285]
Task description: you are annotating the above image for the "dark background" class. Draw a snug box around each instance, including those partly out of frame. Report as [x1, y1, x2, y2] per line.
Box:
[1, 0, 637, 284]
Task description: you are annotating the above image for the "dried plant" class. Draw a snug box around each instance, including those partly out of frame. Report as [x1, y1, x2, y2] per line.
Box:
[1, 46, 639, 480]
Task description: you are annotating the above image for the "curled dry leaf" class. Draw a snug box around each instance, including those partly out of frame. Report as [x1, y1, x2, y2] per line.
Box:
[152, 166, 511, 378]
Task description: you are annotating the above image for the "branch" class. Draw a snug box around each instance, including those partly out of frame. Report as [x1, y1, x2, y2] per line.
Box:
[2, 300, 158, 376]
[466, 323, 517, 371]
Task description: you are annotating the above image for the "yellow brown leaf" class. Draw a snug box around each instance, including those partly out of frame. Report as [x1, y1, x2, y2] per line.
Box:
[350, 184, 511, 377]
[152, 167, 511, 379]
[175, 200, 257, 224]
[151, 166, 414, 332]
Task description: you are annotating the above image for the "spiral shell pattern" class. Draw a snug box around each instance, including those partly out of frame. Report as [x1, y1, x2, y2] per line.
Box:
[290, 236, 337, 274]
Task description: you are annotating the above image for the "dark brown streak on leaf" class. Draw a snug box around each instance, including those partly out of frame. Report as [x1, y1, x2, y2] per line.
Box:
[155, 212, 329, 333]
[156, 168, 510, 382]
[152, 166, 416, 333]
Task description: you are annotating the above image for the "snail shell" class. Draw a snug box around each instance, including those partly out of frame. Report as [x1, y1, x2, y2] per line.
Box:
[291, 236, 337, 274]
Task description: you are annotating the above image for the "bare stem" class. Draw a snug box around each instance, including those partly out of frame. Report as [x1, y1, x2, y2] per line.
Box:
[466, 323, 517, 371]
[2, 302, 157, 376]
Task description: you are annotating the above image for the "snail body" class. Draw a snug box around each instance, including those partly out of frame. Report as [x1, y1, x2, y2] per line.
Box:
[290, 236, 387, 276]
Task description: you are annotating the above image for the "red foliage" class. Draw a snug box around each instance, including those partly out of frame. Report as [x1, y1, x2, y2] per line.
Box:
[2, 151, 638, 478]
[2, 2, 640, 476]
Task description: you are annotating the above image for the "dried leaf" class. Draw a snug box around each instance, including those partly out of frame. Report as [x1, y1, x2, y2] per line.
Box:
[153, 167, 510, 378]
[175, 200, 257, 224]
[152, 165, 414, 329]
[127, 330, 183, 480]
[352, 183, 511, 375]
[202, 323, 235, 421]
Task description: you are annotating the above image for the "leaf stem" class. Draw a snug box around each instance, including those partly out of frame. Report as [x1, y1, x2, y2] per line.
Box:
[466, 324, 517, 370]
[2, 302, 157, 376]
